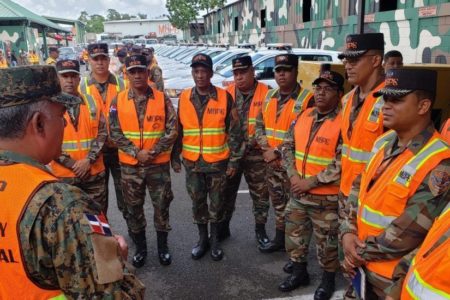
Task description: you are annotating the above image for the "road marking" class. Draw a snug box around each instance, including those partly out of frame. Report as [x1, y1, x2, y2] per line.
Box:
[237, 190, 250, 194]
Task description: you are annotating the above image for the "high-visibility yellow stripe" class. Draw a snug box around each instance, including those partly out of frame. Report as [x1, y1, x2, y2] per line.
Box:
[406, 269, 450, 300]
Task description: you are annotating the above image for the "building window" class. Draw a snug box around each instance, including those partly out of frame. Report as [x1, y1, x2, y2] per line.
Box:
[234, 16, 239, 31]
[379, 0, 397, 12]
[218, 20, 221, 34]
[261, 9, 266, 28]
[303, 0, 311, 22]
[349, 0, 357, 15]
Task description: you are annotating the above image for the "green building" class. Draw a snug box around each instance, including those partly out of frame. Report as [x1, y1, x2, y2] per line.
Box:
[202, 0, 450, 63]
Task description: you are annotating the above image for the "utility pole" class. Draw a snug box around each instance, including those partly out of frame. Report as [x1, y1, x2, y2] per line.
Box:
[357, 0, 366, 34]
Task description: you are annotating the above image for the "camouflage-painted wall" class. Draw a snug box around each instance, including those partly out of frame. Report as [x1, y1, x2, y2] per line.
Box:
[202, 0, 450, 63]
[0, 25, 30, 54]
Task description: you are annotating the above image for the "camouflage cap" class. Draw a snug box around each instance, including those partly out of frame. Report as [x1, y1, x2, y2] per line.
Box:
[0, 66, 81, 108]
[191, 53, 213, 70]
[56, 59, 80, 74]
[117, 49, 127, 58]
[125, 55, 148, 70]
[88, 43, 109, 57]
[338, 33, 384, 59]
[373, 68, 437, 98]
[274, 54, 298, 71]
[232, 56, 253, 71]
[312, 70, 344, 90]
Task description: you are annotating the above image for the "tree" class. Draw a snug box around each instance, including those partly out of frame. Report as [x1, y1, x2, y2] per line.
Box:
[137, 13, 147, 20]
[86, 14, 105, 33]
[78, 11, 89, 23]
[107, 9, 122, 21]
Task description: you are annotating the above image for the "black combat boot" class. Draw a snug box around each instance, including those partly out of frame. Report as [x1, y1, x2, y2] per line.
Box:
[258, 229, 285, 253]
[218, 219, 231, 242]
[283, 260, 294, 274]
[255, 223, 270, 247]
[191, 224, 209, 260]
[314, 271, 336, 300]
[130, 231, 147, 268]
[156, 231, 171, 266]
[278, 262, 310, 292]
[210, 223, 224, 261]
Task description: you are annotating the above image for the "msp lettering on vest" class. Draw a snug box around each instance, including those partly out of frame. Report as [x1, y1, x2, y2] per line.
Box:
[207, 108, 226, 115]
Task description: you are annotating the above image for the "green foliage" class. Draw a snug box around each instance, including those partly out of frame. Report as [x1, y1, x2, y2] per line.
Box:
[78, 9, 148, 34]
[166, 0, 224, 30]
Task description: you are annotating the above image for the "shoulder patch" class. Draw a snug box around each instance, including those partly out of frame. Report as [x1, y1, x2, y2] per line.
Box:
[85, 214, 113, 236]
[428, 167, 450, 197]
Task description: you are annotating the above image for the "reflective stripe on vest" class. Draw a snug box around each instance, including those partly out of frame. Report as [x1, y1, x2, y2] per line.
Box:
[62, 138, 94, 152]
[357, 132, 450, 279]
[406, 268, 450, 300]
[295, 151, 333, 167]
[227, 82, 268, 139]
[179, 87, 230, 162]
[361, 137, 449, 230]
[117, 88, 169, 165]
[340, 82, 385, 196]
[263, 87, 313, 147]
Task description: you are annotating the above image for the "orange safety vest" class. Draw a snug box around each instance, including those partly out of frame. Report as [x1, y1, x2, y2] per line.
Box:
[49, 94, 105, 177]
[0, 58, 8, 68]
[262, 87, 313, 148]
[116, 88, 170, 165]
[178, 87, 230, 163]
[401, 205, 450, 300]
[440, 118, 450, 143]
[357, 130, 450, 279]
[294, 107, 341, 195]
[80, 76, 125, 124]
[0, 163, 65, 299]
[340, 82, 385, 196]
[227, 82, 269, 139]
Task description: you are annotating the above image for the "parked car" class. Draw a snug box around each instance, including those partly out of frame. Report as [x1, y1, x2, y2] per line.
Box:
[58, 47, 80, 63]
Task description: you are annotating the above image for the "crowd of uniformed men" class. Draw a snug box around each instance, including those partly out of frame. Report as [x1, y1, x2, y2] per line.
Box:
[0, 31, 450, 300]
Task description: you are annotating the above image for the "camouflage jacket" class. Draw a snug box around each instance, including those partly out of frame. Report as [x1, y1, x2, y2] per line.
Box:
[56, 93, 108, 168]
[281, 106, 342, 189]
[255, 83, 311, 151]
[109, 87, 178, 160]
[340, 124, 450, 284]
[0, 150, 144, 299]
[172, 85, 244, 172]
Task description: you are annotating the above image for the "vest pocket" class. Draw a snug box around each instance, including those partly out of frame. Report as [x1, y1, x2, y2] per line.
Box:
[383, 183, 409, 215]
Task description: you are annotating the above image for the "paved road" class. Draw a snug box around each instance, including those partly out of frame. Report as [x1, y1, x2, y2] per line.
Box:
[106, 168, 347, 300]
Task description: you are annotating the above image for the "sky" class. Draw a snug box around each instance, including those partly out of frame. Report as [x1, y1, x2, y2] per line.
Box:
[13, 0, 170, 20]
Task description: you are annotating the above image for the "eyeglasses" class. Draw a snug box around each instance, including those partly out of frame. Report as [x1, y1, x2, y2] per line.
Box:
[342, 54, 377, 66]
[313, 85, 338, 93]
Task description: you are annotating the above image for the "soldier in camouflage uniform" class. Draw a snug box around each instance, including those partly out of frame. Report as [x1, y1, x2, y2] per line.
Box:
[255, 54, 314, 253]
[142, 47, 164, 92]
[0, 66, 144, 299]
[109, 55, 178, 267]
[222, 56, 270, 247]
[50, 59, 108, 212]
[279, 71, 344, 299]
[340, 69, 450, 299]
[172, 53, 244, 261]
[81, 43, 126, 215]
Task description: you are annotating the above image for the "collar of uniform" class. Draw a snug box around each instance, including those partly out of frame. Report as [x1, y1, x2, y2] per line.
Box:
[272, 83, 302, 101]
[0, 150, 50, 173]
[127, 87, 154, 100]
[88, 72, 118, 86]
[386, 123, 436, 156]
[192, 85, 218, 101]
[309, 105, 340, 122]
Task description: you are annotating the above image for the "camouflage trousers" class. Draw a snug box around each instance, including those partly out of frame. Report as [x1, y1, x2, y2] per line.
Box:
[103, 147, 124, 215]
[344, 268, 392, 300]
[120, 162, 173, 234]
[223, 152, 269, 224]
[60, 171, 107, 214]
[266, 164, 291, 231]
[185, 166, 227, 224]
[285, 194, 340, 272]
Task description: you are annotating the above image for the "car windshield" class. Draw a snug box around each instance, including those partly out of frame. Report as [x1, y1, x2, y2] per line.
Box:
[59, 47, 74, 54]
[212, 51, 230, 64]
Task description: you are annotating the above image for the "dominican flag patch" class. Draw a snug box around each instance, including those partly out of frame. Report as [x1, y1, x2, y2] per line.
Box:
[85, 214, 113, 236]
